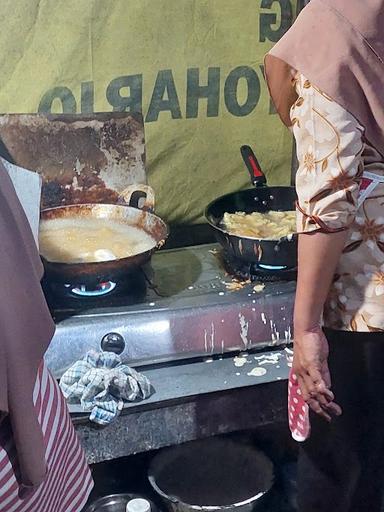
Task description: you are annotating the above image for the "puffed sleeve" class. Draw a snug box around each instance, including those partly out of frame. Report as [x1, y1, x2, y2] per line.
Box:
[291, 73, 364, 233]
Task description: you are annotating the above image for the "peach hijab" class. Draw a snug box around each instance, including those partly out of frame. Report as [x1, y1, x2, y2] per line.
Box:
[265, 0, 384, 155]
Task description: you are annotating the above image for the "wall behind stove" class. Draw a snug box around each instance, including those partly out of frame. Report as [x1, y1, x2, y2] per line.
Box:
[0, 0, 299, 224]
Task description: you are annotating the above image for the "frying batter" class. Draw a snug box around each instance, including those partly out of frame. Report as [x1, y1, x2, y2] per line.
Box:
[222, 210, 296, 239]
[39, 218, 157, 263]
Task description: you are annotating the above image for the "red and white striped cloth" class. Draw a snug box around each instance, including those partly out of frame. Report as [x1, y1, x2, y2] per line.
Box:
[0, 362, 93, 511]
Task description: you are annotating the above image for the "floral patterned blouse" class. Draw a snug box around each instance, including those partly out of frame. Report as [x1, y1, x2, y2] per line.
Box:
[292, 73, 384, 332]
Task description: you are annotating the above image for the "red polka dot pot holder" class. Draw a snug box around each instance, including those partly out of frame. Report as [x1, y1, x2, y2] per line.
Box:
[288, 369, 310, 442]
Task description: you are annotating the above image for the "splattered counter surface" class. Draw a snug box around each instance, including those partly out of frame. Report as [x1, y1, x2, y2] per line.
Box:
[46, 244, 295, 378]
[73, 348, 290, 464]
[71, 349, 289, 416]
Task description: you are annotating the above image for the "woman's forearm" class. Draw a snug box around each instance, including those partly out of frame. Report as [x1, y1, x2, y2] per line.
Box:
[294, 230, 348, 333]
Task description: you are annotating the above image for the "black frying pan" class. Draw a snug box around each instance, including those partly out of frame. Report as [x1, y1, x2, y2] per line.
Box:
[205, 146, 297, 269]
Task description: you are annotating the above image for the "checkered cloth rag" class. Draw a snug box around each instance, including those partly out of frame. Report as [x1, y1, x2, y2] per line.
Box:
[60, 351, 152, 425]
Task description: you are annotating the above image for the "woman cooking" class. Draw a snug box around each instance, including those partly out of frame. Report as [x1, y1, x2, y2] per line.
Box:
[265, 1, 384, 510]
[0, 160, 93, 510]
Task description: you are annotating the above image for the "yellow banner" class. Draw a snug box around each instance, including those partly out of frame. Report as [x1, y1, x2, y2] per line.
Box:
[0, 0, 297, 223]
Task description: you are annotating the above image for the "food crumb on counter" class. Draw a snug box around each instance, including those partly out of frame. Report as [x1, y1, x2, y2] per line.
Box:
[247, 367, 267, 377]
[233, 355, 248, 367]
[223, 279, 251, 291]
[253, 283, 265, 293]
[254, 353, 281, 365]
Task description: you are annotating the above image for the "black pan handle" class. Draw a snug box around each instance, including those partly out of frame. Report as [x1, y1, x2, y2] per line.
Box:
[119, 184, 155, 211]
[240, 145, 267, 187]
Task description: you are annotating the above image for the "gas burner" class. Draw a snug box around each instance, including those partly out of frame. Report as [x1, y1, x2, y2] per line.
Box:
[221, 250, 297, 282]
[43, 268, 149, 313]
[67, 281, 117, 297]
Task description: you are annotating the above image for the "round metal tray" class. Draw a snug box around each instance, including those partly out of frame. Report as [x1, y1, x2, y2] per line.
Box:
[85, 494, 158, 512]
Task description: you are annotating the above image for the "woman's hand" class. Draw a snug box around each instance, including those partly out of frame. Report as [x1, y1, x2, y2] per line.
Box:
[293, 327, 342, 421]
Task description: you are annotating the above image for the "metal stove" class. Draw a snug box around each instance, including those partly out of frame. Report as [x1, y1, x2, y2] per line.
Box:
[44, 243, 295, 379]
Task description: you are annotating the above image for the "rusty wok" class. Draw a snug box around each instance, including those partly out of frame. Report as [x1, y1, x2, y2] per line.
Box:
[40, 185, 169, 284]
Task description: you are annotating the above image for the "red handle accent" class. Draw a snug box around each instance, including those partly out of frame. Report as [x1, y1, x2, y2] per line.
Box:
[248, 155, 264, 178]
[240, 145, 266, 187]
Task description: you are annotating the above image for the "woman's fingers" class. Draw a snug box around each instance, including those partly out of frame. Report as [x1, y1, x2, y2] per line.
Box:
[307, 398, 332, 422]
[301, 369, 330, 404]
[297, 368, 341, 420]
[307, 367, 335, 406]
[298, 373, 329, 412]
[324, 401, 342, 417]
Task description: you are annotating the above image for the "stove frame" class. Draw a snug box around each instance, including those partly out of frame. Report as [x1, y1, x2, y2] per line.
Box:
[45, 243, 295, 379]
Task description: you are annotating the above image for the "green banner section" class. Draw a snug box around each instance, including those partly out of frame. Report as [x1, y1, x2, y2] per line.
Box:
[0, 0, 297, 223]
